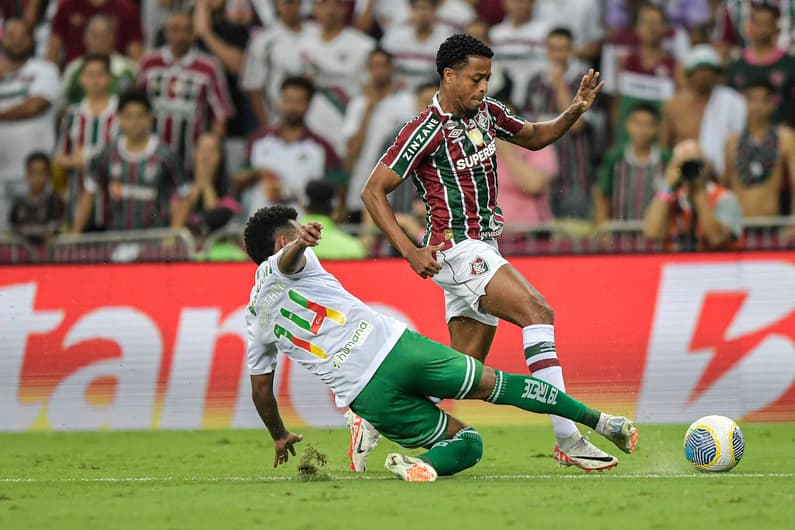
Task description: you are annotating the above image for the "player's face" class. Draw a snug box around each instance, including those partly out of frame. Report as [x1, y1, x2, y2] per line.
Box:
[79, 61, 111, 97]
[120, 103, 153, 140]
[447, 56, 491, 116]
[165, 14, 195, 57]
[745, 87, 774, 122]
[279, 86, 311, 126]
[626, 110, 659, 147]
[26, 160, 49, 195]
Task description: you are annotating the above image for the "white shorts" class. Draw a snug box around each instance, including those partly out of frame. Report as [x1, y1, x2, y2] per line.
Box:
[433, 239, 508, 327]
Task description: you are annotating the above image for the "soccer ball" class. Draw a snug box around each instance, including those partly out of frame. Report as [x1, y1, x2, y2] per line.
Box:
[683, 415, 745, 472]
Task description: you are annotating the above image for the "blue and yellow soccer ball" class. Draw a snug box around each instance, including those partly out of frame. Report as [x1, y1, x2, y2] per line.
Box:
[683, 415, 745, 472]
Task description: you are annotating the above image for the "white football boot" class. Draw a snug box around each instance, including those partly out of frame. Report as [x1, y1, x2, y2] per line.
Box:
[384, 453, 438, 482]
[344, 409, 380, 472]
[553, 433, 619, 472]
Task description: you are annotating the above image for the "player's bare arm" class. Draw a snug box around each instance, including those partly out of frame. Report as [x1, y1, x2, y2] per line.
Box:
[361, 164, 443, 279]
[250, 373, 303, 468]
[509, 69, 604, 151]
[277, 221, 323, 275]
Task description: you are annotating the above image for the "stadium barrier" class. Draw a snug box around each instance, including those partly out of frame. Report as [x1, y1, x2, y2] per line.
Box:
[49, 228, 196, 263]
[1, 251, 793, 431]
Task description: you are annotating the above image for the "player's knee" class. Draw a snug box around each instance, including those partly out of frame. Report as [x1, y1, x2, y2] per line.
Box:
[454, 428, 483, 472]
[517, 296, 554, 325]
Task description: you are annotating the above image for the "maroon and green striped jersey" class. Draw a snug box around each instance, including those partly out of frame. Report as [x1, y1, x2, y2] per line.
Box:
[379, 94, 525, 246]
[85, 135, 189, 231]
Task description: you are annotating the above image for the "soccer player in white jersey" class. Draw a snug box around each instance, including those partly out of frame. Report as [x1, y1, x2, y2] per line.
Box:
[361, 34, 619, 472]
[244, 206, 638, 481]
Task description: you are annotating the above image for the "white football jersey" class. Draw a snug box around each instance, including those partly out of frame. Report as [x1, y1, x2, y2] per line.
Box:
[246, 248, 406, 407]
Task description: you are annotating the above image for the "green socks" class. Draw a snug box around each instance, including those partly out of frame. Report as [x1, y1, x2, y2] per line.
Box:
[487, 370, 601, 429]
[419, 428, 483, 476]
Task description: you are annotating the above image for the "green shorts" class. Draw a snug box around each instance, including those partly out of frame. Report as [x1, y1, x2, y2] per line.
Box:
[350, 329, 484, 449]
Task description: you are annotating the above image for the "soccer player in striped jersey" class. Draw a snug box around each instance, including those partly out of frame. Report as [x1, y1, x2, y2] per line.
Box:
[56, 53, 120, 229]
[361, 34, 620, 472]
[72, 90, 190, 233]
[244, 206, 637, 481]
[138, 10, 234, 167]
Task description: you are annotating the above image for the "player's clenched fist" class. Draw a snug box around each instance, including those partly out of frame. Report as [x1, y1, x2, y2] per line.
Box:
[298, 222, 323, 247]
[405, 243, 444, 279]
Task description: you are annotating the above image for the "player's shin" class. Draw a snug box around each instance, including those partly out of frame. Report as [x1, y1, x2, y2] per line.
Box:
[486, 370, 602, 430]
[523, 324, 580, 440]
[419, 428, 483, 476]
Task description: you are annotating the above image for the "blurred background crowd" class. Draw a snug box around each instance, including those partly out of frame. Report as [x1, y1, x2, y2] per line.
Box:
[0, 0, 793, 263]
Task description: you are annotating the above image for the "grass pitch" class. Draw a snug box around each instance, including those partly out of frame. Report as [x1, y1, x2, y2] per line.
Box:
[1, 424, 793, 530]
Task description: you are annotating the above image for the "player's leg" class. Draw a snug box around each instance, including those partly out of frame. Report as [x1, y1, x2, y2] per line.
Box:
[448, 315, 495, 363]
[477, 263, 619, 470]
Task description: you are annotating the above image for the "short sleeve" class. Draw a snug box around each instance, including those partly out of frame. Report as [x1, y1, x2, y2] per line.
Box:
[271, 247, 323, 279]
[378, 113, 443, 180]
[28, 61, 61, 103]
[484, 97, 525, 139]
[714, 192, 743, 238]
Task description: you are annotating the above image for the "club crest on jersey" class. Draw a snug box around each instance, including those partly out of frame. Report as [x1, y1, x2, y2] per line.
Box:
[469, 256, 489, 276]
[476, 110, 489, 129]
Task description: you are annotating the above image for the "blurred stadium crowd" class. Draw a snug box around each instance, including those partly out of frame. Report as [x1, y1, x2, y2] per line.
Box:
[0, 0, 794, 263]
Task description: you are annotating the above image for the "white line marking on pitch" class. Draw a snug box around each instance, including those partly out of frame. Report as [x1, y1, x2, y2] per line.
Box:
[0, 473, 790, 483]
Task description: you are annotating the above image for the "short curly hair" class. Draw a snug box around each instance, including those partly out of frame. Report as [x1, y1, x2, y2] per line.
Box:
[436, 33, 493, 77]
[244, 205, 299, 265]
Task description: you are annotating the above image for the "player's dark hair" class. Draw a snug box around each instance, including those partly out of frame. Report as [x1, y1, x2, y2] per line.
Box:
[547, 27, 573, 41]
[118, 89, 152, 113]
[436, 33, 493, 77]
[751, 0, 781, 19]
[280, 75, 315, 100]
[628, 102, 661, 120]
[244, 205, 299, 264]
[369, 46, 393, 63]
[82, 53, 112, 74]
[744, 77, 775, 94]
[25, 151, 51, 171]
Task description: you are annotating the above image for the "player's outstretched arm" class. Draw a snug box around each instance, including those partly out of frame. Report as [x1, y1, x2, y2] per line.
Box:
[250, 373, 303, 468]
[509, 69, 604, 151]
[277, 221, 323, 275]
[361, 164, 443, 278]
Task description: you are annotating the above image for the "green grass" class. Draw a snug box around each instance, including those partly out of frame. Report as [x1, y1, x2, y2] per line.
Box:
[0, 424, 793, 530]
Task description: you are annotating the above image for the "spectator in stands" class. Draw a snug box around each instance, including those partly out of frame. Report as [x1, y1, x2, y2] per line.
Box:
[523, 27, 593, 223]
[381, 0, 454, 90]
[661, 44, 746, 176]
[302, 179, 367, 259]
[596, 103, 671, 224]
[724, 79, 795, 218]
[605, 0, 711, 42]
[72, 90, 189, 233]
[242, 0, 311, 129]
[489, 0, 550, 106]
[9, 152, 64, 246]
[342, 48, 415, 223]
[61, 15, 136, 106]
[715, 0, 795, 58]
[185, 131, 242, 237]
[0, 18, 60, 232]
[726, 2, 795, 126]
[643, 139, 743, 251]
[434, 0, 476, 30]
[195, 0, 256, 138]
[352, 0, 410, 35]
[611, 3, 678, 147]
[46, 0, 143, 67]
[141, 0, 194, 50]
[533, 0, 605, 63]
[138, 10, 235, 167]
[495, 137, 556, 228]
[234, 76, 343, 218]
[56, 53, 120, 231]
[464, 18, 512, 101]
[299, 0, 375, 156]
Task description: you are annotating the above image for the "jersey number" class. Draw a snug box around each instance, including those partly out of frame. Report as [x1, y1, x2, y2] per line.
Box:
[273, 289, 346, 359]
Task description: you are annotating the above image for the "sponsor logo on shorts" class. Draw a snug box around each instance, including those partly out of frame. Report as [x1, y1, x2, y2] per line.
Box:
[332, 321, 373, 369]
[470, 257, 490, 276]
